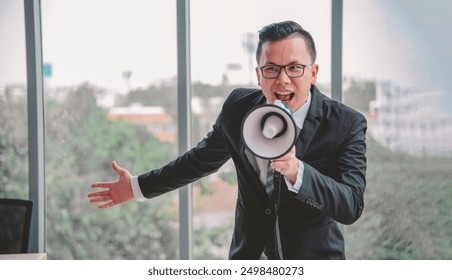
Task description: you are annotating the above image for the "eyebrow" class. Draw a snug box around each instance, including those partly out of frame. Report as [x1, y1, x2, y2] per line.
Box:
[263, 60, 305, 66]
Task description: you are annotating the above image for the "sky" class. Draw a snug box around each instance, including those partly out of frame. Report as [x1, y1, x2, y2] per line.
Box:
[1, 0, 452, 110]
[343, 0, 452, 91]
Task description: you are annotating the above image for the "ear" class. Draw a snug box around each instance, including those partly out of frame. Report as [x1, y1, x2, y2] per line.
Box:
[310, 64, 319, 85]
[255, 66, 261, 86]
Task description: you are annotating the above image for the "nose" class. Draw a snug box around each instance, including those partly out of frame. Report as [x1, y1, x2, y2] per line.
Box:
[276, 67, 291, 84]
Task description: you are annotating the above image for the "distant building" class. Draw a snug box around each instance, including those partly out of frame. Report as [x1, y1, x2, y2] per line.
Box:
[108, 103, 176, 142]
[369, 81, 452, 157]
[0, 83, 26, 99]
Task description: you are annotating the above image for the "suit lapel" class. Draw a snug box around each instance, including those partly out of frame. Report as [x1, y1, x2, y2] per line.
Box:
[296, 86, 323, 159]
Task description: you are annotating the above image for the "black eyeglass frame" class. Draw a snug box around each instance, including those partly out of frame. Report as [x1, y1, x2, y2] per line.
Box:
[259, 63, 313, 79]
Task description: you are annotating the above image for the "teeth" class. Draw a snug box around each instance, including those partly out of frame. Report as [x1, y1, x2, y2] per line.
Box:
[275, 92, 294, 102]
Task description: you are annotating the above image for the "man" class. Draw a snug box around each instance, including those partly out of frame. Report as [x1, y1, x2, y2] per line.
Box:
[88, 21, 367, 260]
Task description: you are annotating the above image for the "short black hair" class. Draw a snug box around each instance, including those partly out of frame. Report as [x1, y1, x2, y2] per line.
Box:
[255, 20, 317, 65]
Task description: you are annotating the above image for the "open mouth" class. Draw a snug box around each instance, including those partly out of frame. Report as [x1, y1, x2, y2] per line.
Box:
[274, 92, 294, 102]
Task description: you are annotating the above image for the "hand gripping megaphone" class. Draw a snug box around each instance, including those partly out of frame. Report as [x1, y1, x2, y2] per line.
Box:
[241, 100, 297, 160]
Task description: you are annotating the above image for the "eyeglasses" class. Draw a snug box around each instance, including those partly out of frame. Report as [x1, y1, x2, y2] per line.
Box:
[259, 63, 312, 79]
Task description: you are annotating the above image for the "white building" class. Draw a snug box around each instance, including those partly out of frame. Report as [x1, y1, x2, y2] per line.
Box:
[370, 81, 452, 157]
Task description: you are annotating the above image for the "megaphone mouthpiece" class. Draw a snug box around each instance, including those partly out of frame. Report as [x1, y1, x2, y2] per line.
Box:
[274, 100, 293, 115]
[261, 113, 287, 139]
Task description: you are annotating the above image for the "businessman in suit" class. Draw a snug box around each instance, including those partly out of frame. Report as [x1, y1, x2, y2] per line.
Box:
[88, 20, 367, 260]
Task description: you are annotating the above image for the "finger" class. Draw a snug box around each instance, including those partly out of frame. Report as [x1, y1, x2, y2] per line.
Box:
[271, 154, 290, 162]
[275, 151, 294, 161]
[87, 190, 110, 197]
[270, 161, 282, 171]
[90, 182, 113, 189]
[276, 147, 296, 159]
[112, 160, 123, 175]
[98, 201, 117, 209]
[89, 196, 111, 203]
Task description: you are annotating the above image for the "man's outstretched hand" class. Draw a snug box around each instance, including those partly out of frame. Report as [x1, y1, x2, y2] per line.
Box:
[88, 161, 134, 208]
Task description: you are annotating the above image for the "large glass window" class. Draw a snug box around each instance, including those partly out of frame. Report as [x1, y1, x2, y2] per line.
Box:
[0, 0, 29, 200]
[41, 0, 179, 259]
[16, 0, 452, 261]
[190, 0, 332, 259]
[343, 0, 452, 259]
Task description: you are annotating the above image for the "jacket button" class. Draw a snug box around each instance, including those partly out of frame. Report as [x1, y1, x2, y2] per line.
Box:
[265, 208, 272, 215]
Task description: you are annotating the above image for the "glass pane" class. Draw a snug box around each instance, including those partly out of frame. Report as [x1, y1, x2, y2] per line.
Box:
[41, 0, 179, 259]
[190, 0, 331, 259]
[343, 0, 452, 259]
[0, 0, 28, 199]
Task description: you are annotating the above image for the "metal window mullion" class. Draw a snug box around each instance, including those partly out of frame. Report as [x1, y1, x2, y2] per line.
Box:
[24, 0, 46, 253]
[331, 0, 345, 236]
[177, 0, 193, 260]
[331, 0, 343, 102]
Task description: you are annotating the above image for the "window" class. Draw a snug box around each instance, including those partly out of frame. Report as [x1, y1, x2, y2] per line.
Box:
[343, 0, 452, 259]
[190, 0, 332, 259]
[41, 0, 179, 259]
[0, 0, 28, 200]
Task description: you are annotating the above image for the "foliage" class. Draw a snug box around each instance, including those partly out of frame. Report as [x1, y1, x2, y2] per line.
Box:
[1, 83, 180, 259]
[345, 136, 452, 259]
[343, 78, 376, 113]
[194, 223, 232, 260]
[114, 80, 238, 119]
[219, 170, 238, 186]
[0, 86, 29, 199]
[192, 81, 237, 100]
[45, 83, 182, 259]
[115, 81, 178, 117]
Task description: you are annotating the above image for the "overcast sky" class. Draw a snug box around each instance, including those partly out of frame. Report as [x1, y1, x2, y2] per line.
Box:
[1, 0, 452, 109]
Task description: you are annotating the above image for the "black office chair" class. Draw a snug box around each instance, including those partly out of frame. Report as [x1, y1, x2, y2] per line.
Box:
[0, 198, 33, 254]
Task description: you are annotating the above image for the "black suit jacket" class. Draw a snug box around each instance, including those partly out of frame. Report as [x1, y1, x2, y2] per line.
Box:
[138, 86, 367, 259]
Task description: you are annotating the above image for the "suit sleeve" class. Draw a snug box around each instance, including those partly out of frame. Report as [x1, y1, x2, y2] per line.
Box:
[137, 111, 231, 199]
[296, 113, 367, 225]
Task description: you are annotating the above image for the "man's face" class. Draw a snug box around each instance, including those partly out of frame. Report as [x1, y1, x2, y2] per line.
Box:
[255, 35, 319, 112]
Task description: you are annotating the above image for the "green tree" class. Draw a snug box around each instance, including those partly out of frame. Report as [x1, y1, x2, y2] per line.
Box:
[44, 83, 179, 259]
[0, 86, 28, 199]
[345, 136, 452, 259]
[115, 82, 178, 117]
[343, 78, 376, 113]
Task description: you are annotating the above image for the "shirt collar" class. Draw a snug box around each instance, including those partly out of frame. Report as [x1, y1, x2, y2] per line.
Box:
[293, 91, 311, 130]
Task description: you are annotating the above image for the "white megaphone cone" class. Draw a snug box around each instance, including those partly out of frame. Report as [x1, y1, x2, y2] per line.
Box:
[241, 100, 297, 160]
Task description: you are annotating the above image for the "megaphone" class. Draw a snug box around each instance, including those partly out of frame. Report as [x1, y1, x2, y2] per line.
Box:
[241, 100, 297, 160]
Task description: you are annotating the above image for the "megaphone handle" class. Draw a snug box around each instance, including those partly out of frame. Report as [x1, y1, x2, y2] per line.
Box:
[273, 170, 283, 260]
